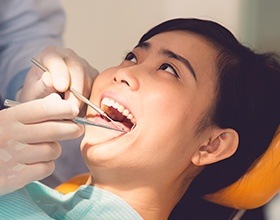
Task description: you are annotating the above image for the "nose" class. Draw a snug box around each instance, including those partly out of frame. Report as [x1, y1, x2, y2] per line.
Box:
[113, 67, 140, 91]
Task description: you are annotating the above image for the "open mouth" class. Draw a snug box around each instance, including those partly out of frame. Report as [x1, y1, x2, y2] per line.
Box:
[101, 97, 136, 130]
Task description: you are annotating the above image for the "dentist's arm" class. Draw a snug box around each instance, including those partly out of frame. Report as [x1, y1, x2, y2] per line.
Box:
[1, 0, 65, 101]
[0, 93, 83, 195]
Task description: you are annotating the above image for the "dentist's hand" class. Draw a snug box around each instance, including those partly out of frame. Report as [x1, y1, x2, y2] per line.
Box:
[18, 46, 99, 116]
[0, 93, 84, 195]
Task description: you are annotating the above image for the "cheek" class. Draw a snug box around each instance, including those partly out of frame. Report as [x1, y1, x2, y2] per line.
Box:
[143, 88, 190, 126]
[141, 86, 200, 146]
[141, 90, 192, 150]
[89, 69, 115, 101]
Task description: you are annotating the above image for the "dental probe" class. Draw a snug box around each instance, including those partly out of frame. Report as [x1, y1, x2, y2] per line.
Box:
[31, 58, 123, 130]
[69, 86, 120, 128]
[3, 99, 126, 133]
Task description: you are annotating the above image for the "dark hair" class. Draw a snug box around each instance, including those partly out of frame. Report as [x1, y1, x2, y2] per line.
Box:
[139, 18, 280, 201]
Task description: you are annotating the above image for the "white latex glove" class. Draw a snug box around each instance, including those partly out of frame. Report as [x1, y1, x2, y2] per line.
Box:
[0, 93, 84, 195]
[18, 46, 99, 116]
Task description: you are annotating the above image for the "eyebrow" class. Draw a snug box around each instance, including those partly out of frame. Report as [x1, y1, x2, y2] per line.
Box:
[135, 41, 150, 50]
[135, 42, 197, 80]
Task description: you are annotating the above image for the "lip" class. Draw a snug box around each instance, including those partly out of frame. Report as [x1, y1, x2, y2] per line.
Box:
[82, 116, 125, 147]
[100, 90, 136, 126]
[86, 114, 130, 134]
[82, 88, 138, 147]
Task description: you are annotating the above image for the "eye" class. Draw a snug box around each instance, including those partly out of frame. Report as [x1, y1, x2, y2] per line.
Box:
[159, 63, 180, 78]
[124, 52, 137, 63]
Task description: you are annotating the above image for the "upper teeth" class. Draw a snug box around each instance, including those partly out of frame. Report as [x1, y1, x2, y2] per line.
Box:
[101, 97, 136, 124]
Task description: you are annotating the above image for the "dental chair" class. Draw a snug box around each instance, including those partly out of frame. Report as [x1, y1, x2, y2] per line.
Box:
[205, 126, 280, 219]
[55, 172, 90, 194]
[55, 127, 280, 220]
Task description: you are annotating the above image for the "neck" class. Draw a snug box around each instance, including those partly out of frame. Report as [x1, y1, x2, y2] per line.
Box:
[87, 159, 201, 219]
[89, 169, 194, 220]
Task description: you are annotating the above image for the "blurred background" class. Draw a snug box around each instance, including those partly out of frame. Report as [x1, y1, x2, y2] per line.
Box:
[60, 0, 280, 72]
[59, 0, 280, 219]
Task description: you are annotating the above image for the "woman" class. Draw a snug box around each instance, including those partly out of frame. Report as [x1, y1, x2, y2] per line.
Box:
[0, 18, 279, 219]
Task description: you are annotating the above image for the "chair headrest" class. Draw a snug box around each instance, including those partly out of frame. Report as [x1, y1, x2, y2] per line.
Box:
[204, 127, 280, 209]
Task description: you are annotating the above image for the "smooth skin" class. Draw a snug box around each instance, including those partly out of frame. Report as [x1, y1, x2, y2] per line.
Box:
[81, 31, 239, 219]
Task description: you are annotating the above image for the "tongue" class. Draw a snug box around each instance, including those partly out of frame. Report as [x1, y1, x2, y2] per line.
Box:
[106, 107, 125, 122]
[89, 115, 129, 133]
[102, 106, 134, 130]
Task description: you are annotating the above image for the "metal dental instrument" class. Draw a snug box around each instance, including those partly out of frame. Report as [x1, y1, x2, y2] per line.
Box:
[31, 58, 123, 131]
[68, 86, 118, 126]
[3, 99, 20, 107]
[73, 117, 125, 132]
[31, 58, 48, 72]
[4, 99, 126, 133]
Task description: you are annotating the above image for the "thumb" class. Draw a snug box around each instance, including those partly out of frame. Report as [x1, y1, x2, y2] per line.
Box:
[41, 71, 53, 88]
[19, 71, 56, 102]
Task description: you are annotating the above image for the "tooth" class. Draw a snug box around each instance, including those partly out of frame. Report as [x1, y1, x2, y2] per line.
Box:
[117, 105, 125, 112]
[108, 99, 114, 106]
[101, 97, 136, 126]
[131, 118, 136, 124]
[101, 97, 110, 106]
[122, 109, 129, 116]
[112, 102, 119, 109]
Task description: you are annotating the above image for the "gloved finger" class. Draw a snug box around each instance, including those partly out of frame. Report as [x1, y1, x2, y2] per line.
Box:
[33, 71, 57, 98]
[0, 161, 55, 196]
[25, 160, 56, 181]
[64, 56, 98, 117]
[39, 48, 70, 92]
[0, 162, 27, 195]
[41, 71, 54, 88]
[20, 120, 84, 143]
[18, 68, 56, 102]
[13, 142, 61, 164]
[13, 93, 79, 124]
[63, 56, 87, 110]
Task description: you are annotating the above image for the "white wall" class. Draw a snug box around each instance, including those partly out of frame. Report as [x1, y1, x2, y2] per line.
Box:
[60, 0, 280, 71]
[248, 0, 280, 53]
[58, 1, 280, 216]
[59, 0, 244, 72]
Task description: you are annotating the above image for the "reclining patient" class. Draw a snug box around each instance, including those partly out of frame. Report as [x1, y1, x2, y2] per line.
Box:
[0, 18, 279, 219]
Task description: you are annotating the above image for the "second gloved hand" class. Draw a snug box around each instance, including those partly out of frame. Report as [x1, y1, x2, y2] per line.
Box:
[0, 93, 84, 196]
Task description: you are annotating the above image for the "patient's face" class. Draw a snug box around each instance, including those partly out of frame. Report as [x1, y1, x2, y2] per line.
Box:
[81, 31, 218, 184]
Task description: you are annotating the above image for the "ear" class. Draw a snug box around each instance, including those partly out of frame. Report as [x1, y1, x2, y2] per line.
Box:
[191, 128, 239, 166]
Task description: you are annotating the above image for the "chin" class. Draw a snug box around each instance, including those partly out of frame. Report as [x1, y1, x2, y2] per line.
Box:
[80, 124, 135, 165]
